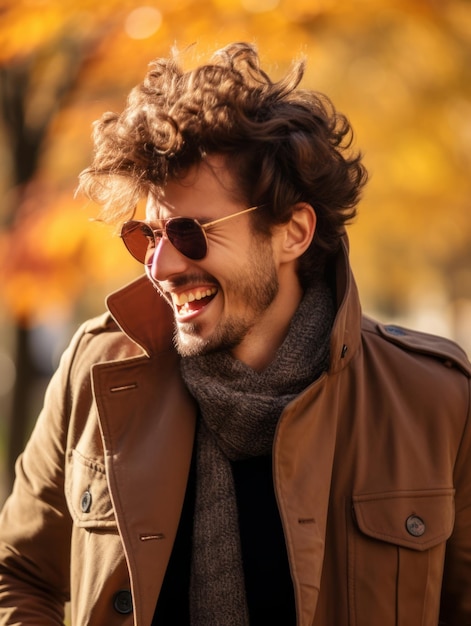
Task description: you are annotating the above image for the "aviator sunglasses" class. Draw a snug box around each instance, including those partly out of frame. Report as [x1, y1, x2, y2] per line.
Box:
[120, 205, 263, 265]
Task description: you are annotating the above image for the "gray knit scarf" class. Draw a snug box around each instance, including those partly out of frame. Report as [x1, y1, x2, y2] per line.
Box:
[180, 282, 335, 626]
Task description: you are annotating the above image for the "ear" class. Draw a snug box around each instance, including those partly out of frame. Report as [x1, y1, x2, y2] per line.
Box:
[276, 202, 316, 263]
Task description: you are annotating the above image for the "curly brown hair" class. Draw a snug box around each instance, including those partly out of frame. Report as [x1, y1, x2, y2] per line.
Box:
[78, 42, 367, 285]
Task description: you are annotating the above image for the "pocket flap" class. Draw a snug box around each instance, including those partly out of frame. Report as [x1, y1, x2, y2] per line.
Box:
[352, 489, 454, 551]
[66, 449, 117, 528]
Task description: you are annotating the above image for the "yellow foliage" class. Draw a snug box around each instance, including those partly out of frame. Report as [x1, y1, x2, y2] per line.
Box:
[0, 0, 470, 332]
[0, 183, 140, 323]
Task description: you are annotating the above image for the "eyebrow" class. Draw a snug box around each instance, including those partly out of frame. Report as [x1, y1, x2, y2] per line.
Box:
[145, 193, 173, 221]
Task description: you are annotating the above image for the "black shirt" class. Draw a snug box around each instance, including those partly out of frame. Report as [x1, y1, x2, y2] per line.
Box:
[152, 454, 296, 625]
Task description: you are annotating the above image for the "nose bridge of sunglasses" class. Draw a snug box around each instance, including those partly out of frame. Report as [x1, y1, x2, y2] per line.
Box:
[144, 227, 186, 268]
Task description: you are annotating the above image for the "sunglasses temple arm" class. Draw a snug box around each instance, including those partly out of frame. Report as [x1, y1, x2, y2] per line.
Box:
[202, 205, 261, 229]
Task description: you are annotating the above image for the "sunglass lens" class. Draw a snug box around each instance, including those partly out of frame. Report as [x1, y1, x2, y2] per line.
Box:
[121, 221, 156, 264]
[166, 218, 207, 260]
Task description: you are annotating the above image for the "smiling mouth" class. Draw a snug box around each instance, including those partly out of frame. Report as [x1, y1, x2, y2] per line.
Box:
[172, 287, 218, 316]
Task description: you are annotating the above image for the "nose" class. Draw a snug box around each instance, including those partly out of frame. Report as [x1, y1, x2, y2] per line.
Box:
[147, 235, 191, 282]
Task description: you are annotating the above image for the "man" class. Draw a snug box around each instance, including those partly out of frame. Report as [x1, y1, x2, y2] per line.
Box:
[0, 42, 470, 626]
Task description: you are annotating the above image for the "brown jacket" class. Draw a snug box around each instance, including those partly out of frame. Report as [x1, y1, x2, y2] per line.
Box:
[0, 242, 470, 626]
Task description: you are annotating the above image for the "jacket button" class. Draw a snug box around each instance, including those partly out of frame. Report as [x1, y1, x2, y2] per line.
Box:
[406, 515, 425, 537]
[80, 490, 92, 513]
[113, 590, 133, 614]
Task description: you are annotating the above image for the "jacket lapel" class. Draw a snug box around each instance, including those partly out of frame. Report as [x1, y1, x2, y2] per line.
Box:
[92, 350, 196, 626]
[274, 374, 341, 626]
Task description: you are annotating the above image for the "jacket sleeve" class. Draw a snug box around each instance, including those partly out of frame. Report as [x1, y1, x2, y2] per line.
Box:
[440, 374, 471, 624]
[0, 324, 88, 625]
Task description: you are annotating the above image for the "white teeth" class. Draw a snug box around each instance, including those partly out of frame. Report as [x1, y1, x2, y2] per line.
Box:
[173, 287, 217, 307]
[176, 293, 188, 305]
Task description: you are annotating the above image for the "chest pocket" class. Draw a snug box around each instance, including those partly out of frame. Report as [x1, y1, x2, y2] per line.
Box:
[349, 489, 454, 626]
[65, 448, 117, 528]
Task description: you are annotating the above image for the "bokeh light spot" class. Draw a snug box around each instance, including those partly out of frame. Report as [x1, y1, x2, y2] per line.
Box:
[125, 7, 162, 40]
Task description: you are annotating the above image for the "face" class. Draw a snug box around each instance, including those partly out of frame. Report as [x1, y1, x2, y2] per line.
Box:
[145, 157, 302, 368]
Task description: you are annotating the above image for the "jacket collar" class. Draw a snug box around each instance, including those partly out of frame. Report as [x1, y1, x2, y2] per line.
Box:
[106, 236, 362, 368]
[106, 275, 176, 356]
[328, 236, 362, 373]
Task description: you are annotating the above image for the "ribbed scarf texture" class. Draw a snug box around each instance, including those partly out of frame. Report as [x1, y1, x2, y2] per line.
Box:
[180, 282, 335, 625]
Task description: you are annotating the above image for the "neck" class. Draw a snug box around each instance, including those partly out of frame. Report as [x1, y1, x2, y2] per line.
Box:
[231, 276, 304, 371]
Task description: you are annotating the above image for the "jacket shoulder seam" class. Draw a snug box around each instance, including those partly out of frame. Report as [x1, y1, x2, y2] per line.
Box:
[362, 317, 471, 377]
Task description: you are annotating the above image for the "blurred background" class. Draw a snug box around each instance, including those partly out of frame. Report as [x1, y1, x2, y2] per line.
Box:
[0, 0, 470, 503]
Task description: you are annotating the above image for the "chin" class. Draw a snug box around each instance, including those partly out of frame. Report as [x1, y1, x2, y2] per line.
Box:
[174, 325, 242, 358]
[174, 328, 211, 357]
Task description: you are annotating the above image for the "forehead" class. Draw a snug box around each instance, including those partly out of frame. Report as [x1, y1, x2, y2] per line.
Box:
[145, 156, 243, 220]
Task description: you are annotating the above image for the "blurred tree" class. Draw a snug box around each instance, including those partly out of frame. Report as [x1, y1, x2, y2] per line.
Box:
[0, 0, 470, 496]
[0, 14, 108, 488]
